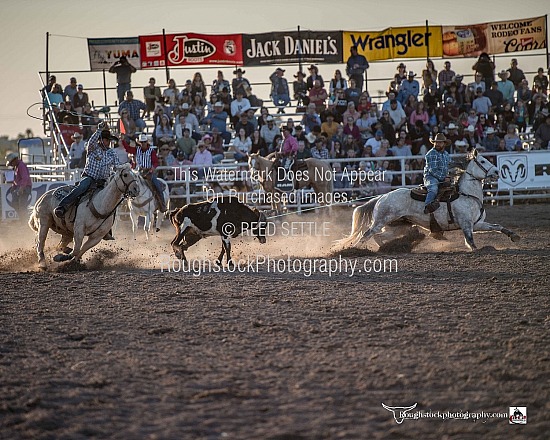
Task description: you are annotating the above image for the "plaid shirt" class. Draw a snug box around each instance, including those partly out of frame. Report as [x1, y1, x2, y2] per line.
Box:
[424, 148, 450, 181]
[118, 99, 146, 121]
[438, 69, 455, 88]
[83, 130, 121, 180]
[311, 146, 330, 159]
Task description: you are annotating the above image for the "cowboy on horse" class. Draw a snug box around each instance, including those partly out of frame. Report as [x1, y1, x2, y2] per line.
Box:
[423, 133, 451, 214]
[124, 134, 167, 213]
[54, 123, 120, 239]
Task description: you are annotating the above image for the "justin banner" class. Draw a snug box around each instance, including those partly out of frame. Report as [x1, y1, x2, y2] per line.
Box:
[242, 31, 342, 66]
[88, 38, 141, 71]
[442, 16, 546, 57]
[343, 27, 443, 61]
[139, 33, 243, 68]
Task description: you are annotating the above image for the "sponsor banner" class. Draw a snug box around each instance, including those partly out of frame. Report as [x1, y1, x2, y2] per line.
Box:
[242, 31, 342, 66]
[139, 33, 243, 68]
[343, 27, 442, 61]
[1, 181, 74, 221]
[497, 152, 550, 190]
[88, 37, 140, 71]
[442, 16, 546, 57]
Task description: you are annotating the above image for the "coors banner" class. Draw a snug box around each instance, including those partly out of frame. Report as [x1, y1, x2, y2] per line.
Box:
[442, 16, 546, 57]
[242, 31, 342, 66]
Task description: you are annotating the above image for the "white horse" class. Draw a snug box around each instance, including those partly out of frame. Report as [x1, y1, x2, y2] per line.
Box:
[126, 172, 170, 240]
[29, 163, 140, 269]
[336, 149, 521, 251]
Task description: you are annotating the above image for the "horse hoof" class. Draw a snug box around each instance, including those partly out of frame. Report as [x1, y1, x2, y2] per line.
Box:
[511, 234, 521, 242]
[53, 253, 72, 262]
[38, 260, 47, 270]
[227, 260, 235, 269]
[215, 260, 222, 267]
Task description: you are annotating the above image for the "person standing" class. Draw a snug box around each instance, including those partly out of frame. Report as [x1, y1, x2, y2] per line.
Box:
[143, 77, 162, 118]
[269, 67, 291, 114]
[5, 152, 32, 221]
[109, 56, 136, 104]
[346, 45, 369, 93]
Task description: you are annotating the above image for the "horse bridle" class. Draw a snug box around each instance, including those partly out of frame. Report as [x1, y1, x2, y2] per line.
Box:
[114, 169, 138, 198]
[465, 156, 493, 181]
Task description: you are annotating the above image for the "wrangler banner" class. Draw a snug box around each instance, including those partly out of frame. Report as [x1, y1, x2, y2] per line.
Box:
[442, 16, 546, 58]
[88, 38, 141, 71]
[242, 31, 342, 66]
[343, 27, 443, 62]
[139, 33, 243, 68]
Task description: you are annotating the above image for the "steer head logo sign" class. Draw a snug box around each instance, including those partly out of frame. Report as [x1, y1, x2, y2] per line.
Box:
[382, 403, 418, 424]
[499, 155, 528, 187]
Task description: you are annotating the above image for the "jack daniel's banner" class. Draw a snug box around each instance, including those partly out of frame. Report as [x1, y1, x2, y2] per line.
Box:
[139, 33, 243, 68]
[242, 31, 342, 66]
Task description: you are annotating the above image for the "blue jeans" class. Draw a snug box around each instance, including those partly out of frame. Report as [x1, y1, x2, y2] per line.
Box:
[424, 175, 439, 205]
[58, 176, 93, 208]
[151, 173, 164, 199]
[117, 83, 131, 104]
[272, 94, 290, 108]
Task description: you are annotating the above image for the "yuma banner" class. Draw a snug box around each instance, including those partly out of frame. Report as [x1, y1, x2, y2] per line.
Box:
[139, 33, 243, 68]
[242, 31, 342, 66]
[88, 37, 141, 71]
[343, 27, 442, 61]
[442, 16, 546, 57]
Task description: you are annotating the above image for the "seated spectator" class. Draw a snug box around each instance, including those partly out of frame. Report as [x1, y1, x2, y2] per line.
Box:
[143, 77, 162, 118]
[387, 99, 407, 131]
[232, 68, 251, 98]
[68, 132, 86, 169]
[356, 109, 376, 141]
[374, 138, 392, 158]
[250, 129, 268, 156]
[357, 92, 372, 113]
[47, 83, 64, 108]
[343, 116, 361, 141]
[230, 128, 252, 161]
[329, 69, 348, 98]
[260, 115, 281, 146]
[306, 64, 324, 91]
[176, 128, 197, 161]
[119, 109, 137, 141]
[210, 128, 225, 154]
[365, 129, 384, 155]
[270, 67, 291, 114]
[178, 103, 200, 140]
[191, 72, 207, 99]
[381, 90, 403, 113]
[332, 88, 348, 119]
[472, 87, 492, 115]
[292, 71, 309, 106]
[296, 140, 311, 160]
[342, 101, 360, 123]
[403, 94, 418, 120]
[211, 70, 231, 97]
[409, 101, 429, 131]
[113, 138, 129, 164]
[397, 71, 420, 105]
[485, 81, 504, 113]
[118, 91, 147, 131]
[503, 124, 521, 151]
[63, 77, 78, 103]
[191, 94, 206, 122]
[514, 100, 528, 133]
[155, 114, 174, 148]
[72, 84, 89, 114]
[177, 80, 193, 107]
[309, 79, 328, 114]
[534, 111, 550, 149]
[464, 125, 480, 149]
[57, 100, 79, 126]
[532, 67, 549, 95]
[192, 141, 213, 179]
[230, 91, 251, 126]
[235, 112, 254, 138]
[311, 137, 330, 159]
[516, 79, 532, 104]
[201, 101, 230, 144]
[200, 134, 222, 164]
[301, 103, 322, 134]
[321, 114, 340, 140]
[344, 78, 361, 107]
[480, 127, 500, 152]
[163, 78, 180, 111]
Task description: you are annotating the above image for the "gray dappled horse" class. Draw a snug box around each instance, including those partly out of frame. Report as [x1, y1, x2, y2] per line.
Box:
[336, 148, 520, 251]
[29, 163, 139, 269]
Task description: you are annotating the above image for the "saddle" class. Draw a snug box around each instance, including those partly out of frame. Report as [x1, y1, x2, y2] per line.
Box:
[273, 157, 296, 192]
[139, 170, 167, 212]
[410, 181, 459, 203]
[53, 181, 105, 223]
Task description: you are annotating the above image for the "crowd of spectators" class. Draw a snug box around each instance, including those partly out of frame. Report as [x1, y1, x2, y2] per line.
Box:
[43, 54, 550, 191]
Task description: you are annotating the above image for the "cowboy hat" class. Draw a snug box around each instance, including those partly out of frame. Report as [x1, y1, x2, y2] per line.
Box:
[294, 71, 305, 78]
[71, 132, 83, 140]
[100, 129, 118, 141]
[305, 132, 317, 144]
[429, 133, 451, 145]
[233, 68, 245, 74]
[498, 69, 510, 78]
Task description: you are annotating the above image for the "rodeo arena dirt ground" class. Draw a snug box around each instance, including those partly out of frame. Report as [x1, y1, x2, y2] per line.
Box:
[0, 201, 549, 440]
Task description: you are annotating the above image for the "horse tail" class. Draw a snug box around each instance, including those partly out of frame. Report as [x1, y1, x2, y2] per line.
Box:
[28, 208, 38, 232]
[335, 196, 380, 248]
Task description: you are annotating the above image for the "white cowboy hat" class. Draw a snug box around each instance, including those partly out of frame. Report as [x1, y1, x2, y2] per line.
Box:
[305, 132, 317, 144]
